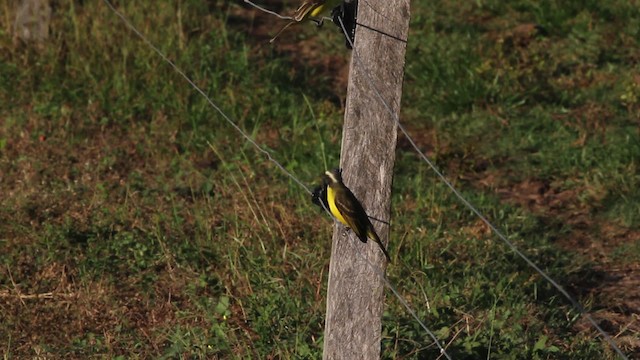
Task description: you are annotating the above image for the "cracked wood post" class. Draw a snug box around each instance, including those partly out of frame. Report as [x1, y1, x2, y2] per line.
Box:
[323, 0, 410, 358]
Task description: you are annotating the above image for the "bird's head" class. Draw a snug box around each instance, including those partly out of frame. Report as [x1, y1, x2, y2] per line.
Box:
[311, 185, 325, 207]
[323, 168, 343, 185]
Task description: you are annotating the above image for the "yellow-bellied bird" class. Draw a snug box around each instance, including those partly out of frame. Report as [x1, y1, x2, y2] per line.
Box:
[312, 168, 391, 262]
[270, 0, 343, 43]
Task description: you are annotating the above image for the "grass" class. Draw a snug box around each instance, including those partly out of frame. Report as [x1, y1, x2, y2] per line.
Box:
[1, 0, 639, 358]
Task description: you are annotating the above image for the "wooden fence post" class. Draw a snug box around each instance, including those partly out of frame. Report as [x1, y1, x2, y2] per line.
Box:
[323, 0, 411, 358]
[13, 0, 51, 43]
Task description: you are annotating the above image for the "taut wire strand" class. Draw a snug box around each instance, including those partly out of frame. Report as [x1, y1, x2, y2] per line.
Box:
[102, 0, 310, 195]
[336, 14, 628, 360]
[103, 1, 451, 357]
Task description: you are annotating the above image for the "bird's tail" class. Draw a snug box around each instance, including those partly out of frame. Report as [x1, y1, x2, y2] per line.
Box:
[368, 229, 391, 263]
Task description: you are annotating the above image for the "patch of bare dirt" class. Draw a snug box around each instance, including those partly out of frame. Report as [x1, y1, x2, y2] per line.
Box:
[481, 175, 639, 353]
[572, 264, 640, 356]
[552, 101, 614, 146]
[0, 102, 230, 356]
[398, 123, 639, 354]
[0, 261, 205, 358]
[396, 124, 440, 157]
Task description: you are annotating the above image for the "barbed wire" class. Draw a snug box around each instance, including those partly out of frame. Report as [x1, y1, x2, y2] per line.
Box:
[101, 0, 451, 358]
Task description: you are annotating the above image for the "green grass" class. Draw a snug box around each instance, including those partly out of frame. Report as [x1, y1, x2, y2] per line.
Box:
[1, 0, 639, 358]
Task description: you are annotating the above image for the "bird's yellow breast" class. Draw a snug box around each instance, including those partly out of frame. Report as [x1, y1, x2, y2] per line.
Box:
[310, 3, 327, 17]
[311, 0, 342, 18]
[326, 185, 348, 226]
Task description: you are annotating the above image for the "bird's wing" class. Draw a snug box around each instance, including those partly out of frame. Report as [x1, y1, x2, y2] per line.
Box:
[334, 189, 370, 243]
[293, 0, 324, 21]
[270, 20, 296, 43]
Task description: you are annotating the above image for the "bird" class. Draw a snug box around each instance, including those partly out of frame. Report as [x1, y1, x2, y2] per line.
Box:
[270, 0, 343, 43]
[313, 168, 391, 262]
[331, 0, 357, 49]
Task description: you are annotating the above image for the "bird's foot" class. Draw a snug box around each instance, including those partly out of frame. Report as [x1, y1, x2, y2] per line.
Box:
[312, 17, 325, 27]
